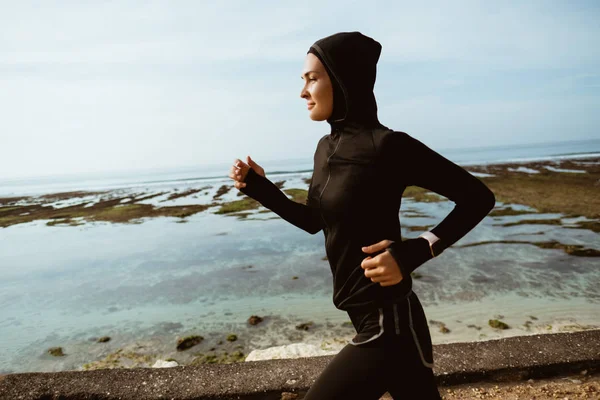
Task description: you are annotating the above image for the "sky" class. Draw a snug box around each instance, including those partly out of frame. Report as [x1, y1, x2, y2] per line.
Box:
[1, 1, 599, 179]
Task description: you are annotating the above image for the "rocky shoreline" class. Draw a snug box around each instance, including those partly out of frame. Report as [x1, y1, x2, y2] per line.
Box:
[1, 156, 598, 374]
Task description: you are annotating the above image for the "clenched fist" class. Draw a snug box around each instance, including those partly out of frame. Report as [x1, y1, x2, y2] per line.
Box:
[228, 155, 265, 189]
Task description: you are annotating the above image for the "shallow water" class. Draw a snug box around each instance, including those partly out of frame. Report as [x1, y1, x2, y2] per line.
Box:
[0, 179, 599, 374]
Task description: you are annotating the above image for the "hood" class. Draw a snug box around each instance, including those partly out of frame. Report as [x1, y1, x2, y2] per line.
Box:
[307, 31, 383, 131]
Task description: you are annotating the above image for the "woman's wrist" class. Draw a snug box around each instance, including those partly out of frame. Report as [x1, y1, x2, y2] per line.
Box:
[386, 237, 432, 278]
[418, 231, 442, 258]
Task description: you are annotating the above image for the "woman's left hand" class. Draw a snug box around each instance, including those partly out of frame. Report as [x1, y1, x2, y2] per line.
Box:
[361, 239, 403, 287]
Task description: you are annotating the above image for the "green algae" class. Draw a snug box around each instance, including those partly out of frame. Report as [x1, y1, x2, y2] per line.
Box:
[47, 347, 65, 357]
[457, 240, 600, 257]
[165, 188, 206, 201]
[406, 225, 432, 232]
[411, 272, 423, 279]
[498, 218, 562, 227]
[489, 319, 510, 329]
[0, 194, 212, 228]
[214, 198, 260, 215]
[81, 348, 153, 370]
[213, 185, 231, 200]
[476, 159, 600, 220]
[567, 220, 600, 233]
[488, 207, 538, 217]
[226, 334, 237, 342]
[283, 188, 308, 203]
[190, 350, 245, 365]
[176, 335, 204, 351]
[403, 186, 445, 203]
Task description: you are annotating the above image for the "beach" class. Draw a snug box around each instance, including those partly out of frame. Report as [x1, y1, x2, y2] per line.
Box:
[0, 153, 599, 374]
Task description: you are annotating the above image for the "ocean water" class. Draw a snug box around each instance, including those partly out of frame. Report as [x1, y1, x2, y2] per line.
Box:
[1, 138, 599, 197]
[0, 138, 599, 374]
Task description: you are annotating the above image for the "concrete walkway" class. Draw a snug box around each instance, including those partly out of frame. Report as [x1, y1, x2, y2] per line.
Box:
[1, 330, 599, 400]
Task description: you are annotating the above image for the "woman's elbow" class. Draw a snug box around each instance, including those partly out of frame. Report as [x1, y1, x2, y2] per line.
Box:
[306, 224, 323, 235]
[481, 186, 496, 215]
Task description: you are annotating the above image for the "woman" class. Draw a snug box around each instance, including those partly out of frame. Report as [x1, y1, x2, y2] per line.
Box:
[228, 31, 495, 399]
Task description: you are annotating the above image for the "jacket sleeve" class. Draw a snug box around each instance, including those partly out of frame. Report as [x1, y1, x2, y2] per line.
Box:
[382, 131, 496, 276]
[239, 168, 325, 235]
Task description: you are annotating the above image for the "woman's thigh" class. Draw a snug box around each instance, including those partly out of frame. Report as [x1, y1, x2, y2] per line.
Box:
[302, 335, 440, 400]
[302, 339, 389, 400]
[303, 302, 441, 399]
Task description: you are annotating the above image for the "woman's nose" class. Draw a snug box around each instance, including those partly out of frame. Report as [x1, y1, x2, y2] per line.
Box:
[300, 86, 308, 99]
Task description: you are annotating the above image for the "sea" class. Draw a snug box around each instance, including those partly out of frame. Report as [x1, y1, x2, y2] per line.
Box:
[2, 138, 600, 197]
[0, 138, 599, 374]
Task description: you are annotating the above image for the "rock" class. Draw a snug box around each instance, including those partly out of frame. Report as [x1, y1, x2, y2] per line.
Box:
[281, 392, 299, 399]
[227, 334, 237, 342]
[47, 347, 65, 357]
[176, 335, 204, 351]
[152, 360, 179, 368]
[489, 319, 510, 329]
[292, 276, 298, 280]
[248, 315, 263, 325]
[97, 336, 111, 343]
[245, 343, 339, 361]
[296, 322, 314, 331]
[440, 326, 451, 334]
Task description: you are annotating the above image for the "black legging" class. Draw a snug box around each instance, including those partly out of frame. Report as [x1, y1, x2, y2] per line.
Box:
[303, 292, 442, 399]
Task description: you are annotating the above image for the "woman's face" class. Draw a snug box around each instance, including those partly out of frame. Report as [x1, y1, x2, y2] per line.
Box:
[300, 53, 333, 121]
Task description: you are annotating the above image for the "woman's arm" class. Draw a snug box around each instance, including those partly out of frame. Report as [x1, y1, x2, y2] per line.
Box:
[382, 131, 496, 277]
[239, 168, 325, 234]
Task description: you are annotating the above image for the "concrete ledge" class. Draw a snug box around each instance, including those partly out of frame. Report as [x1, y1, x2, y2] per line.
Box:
[1, 330, 599, 400]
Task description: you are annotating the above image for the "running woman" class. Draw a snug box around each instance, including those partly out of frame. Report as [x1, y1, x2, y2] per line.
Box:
[228, 31, 495, 399]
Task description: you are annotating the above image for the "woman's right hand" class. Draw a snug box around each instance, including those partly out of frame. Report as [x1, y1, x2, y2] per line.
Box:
[229, 155, 265, 189]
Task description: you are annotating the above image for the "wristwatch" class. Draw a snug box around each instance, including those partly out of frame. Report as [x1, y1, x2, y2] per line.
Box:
[418, 231, 443, 258]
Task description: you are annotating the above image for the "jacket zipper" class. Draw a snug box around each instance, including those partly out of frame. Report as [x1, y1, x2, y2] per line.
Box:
[319, 131, 343, 247]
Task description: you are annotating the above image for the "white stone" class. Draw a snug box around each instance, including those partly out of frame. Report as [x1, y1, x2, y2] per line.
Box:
[245, 343, 340, 361]
[152, 360, 179, 368]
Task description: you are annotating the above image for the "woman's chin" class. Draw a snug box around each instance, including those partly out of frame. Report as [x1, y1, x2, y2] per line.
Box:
[309, 112, 327, 122]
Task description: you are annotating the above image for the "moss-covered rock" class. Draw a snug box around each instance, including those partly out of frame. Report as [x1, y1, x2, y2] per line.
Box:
[489, 319, 510, 330]
[48, 347, 65, 357]
[248, 315, 263, 325]
[176, 335, 204, 351]
[97, 336, 111, 343]
[226, 334, 237, 342]
[296, 321, 314, 331]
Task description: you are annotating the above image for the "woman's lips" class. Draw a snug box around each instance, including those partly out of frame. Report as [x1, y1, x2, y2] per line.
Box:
[307, 103, 315, 109]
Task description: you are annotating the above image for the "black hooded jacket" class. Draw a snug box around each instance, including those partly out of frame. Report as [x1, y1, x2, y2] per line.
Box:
[240, 32, 496, 312]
